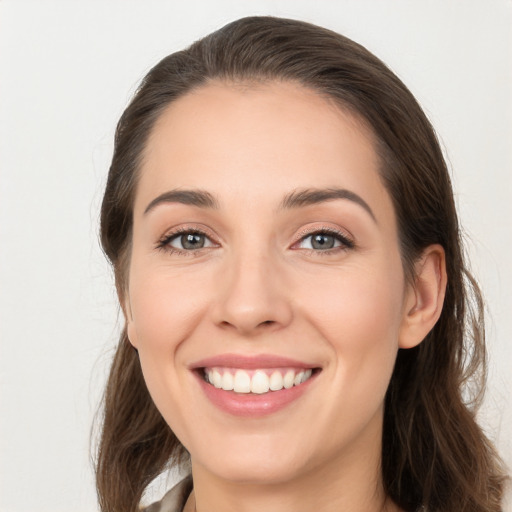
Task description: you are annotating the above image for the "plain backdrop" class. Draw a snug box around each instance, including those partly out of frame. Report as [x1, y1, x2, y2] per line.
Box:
[1, 1, 511, 511]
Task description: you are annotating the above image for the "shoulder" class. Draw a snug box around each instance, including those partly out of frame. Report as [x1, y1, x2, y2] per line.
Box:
[142, 476, 193, 512]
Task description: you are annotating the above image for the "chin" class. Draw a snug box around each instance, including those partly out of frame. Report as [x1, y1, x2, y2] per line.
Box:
[198, 455, 307, 485]
[185, 431, 306, 484]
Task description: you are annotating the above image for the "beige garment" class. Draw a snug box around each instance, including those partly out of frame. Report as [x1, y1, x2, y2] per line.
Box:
[143, 476, 193, 512]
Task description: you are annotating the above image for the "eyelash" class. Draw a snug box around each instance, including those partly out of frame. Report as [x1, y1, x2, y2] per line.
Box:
[292, 227, 355, 254]
[155, 227, 217, 256]
[156, 227, 355, 255]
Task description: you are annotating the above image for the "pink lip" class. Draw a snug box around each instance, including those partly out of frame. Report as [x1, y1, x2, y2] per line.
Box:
[190, 353, 320, 417]
[190, 353, 316, 370]
[194, 373, 318, 417]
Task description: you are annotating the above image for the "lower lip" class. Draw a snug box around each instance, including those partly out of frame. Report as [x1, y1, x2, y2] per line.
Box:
[195, 371, 318, 417]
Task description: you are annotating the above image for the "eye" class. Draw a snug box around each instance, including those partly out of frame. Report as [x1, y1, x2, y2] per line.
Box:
[158, 230, 216, 252]
[295, 230, 354, 251]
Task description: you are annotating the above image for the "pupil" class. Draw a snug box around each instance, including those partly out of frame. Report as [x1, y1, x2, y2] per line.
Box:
[182, 233, 204, 249]
[312, 234, 334, 250]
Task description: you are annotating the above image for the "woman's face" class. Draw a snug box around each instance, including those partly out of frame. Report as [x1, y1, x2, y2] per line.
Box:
[126, 81, 416, 484]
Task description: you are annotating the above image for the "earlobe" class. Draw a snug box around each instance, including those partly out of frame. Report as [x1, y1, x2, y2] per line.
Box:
[126, 321, 138, 349]
[399, 244, 447, 349]
[122, 293, 139, 349]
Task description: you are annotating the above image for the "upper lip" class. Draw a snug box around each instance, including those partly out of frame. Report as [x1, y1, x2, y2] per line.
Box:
[189, 353, 319, 370]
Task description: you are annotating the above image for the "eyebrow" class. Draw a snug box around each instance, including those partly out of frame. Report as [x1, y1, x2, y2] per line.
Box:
[144, 189, 219, 214]
[279, 187, 376, 222]
[143, 186, 376, 223]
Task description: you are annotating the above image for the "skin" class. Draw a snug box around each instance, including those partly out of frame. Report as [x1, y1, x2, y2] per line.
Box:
[125, 81, 446, 512]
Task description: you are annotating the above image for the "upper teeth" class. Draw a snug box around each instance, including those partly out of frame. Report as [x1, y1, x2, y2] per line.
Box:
[204, 368, 313, 394]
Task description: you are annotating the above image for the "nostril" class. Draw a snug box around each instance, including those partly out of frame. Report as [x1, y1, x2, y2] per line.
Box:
[259, 320, 275, 327]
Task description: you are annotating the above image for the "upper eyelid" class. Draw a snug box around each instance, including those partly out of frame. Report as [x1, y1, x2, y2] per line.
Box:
[292, 226, 354, 244]
[159, 224, 218, 241]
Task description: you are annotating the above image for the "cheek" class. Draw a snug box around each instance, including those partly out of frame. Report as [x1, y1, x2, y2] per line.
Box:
[302, 262, 404, 341]
[127, 261, 208, 350]
[298, 261, 404, 397]
[125, 260, 211, 410]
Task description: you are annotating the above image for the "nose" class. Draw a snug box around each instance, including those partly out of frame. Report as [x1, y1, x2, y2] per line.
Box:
[212, 251, 293, 336]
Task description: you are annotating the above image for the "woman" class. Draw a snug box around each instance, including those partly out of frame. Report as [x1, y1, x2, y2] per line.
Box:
[96, 16, 507, 512]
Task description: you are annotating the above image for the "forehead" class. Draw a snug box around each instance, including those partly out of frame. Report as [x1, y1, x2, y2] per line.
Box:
[135, 80, 390, 217]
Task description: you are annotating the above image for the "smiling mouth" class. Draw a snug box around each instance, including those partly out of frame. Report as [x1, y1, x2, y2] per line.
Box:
[201, 367, 318, 394]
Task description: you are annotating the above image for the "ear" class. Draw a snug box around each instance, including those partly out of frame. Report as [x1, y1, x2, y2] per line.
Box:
[121, 291, 139, 349]
[399, 244, 447, 349]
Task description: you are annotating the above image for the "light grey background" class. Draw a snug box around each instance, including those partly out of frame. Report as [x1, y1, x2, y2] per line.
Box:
[1, 1, 511, 511]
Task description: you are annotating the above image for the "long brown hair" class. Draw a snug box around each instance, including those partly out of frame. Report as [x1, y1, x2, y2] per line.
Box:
[96, 16, 507, 512]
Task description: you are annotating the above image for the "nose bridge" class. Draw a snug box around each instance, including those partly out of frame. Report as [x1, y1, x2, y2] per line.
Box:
[213, 240, 292, 334]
